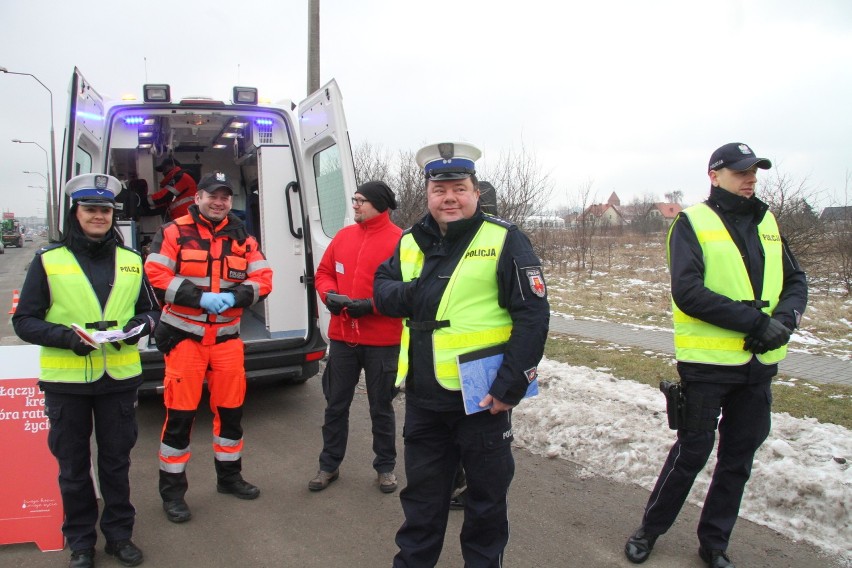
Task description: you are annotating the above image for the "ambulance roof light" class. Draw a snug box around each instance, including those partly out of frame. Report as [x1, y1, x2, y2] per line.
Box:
[233, 86, 258, 105]
[143, 84, 171, 103]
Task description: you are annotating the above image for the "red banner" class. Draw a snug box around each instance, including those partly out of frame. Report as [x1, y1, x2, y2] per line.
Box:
[0, 345, 64, 551]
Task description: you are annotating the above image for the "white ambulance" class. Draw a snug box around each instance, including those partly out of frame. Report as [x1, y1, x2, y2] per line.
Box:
[60, 68, 356, 393]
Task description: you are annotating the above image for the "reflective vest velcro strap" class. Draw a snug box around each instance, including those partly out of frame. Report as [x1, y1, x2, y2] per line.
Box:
[406, 319, 450, 330]
[86, 320, 118, 331]
[669, 204, 786, 365]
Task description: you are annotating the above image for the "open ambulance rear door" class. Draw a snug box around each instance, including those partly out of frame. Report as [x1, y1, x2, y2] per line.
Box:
[291, 79, 359, 340]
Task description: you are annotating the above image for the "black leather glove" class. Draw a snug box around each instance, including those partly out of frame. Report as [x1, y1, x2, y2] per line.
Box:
[123, 315, 154, 345]
[747, 316, 791, 354]
[67, 332, 96, 356]
[346, 298, 373, 319]
[324, 290, 346, 316]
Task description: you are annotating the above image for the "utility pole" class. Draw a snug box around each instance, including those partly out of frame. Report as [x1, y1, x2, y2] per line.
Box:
[307, 0, 320, 95]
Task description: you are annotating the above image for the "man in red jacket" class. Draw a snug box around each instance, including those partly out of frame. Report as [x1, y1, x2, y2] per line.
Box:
[309, 181, 403, 494]
[148, 157, 198, 221]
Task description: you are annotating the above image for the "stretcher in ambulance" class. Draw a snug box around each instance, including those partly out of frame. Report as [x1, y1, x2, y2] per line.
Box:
[59, 68, 356, 393]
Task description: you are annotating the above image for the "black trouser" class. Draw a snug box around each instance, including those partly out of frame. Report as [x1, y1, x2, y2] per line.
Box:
[44, 389, 139, 552]
[319, 340, 398, 473]
[393, 404, 515, 568]
[641, 380, 772, 551]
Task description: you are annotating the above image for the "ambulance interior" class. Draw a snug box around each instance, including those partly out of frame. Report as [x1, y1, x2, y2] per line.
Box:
[102, 107, 296, 341]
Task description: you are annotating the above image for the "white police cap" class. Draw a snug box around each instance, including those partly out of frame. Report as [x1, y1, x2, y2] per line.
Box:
[64, 173, 122, 208]
[415, 142, 482, 180]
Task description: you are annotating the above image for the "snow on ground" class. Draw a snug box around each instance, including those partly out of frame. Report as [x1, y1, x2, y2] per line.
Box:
[512, 357, 852, 564]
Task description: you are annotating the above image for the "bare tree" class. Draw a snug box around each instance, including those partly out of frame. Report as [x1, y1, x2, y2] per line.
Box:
[564, 180, 600, 277]
[391, 150, 426, 230]
[480, 144, 553, 225]
[759, 169, 824, 265]
[627, 193, 664, 235]
[352, 142, 392, 185]
[663, 190, 683, 204]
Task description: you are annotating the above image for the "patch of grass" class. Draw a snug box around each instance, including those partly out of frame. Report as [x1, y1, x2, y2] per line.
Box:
[546, 333, 852, 429]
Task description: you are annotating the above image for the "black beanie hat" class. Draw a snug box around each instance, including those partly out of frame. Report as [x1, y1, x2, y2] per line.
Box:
[356, 180, 397, 212]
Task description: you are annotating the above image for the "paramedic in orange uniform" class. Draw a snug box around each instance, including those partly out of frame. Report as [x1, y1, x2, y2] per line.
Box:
[148, 157, 198, 221]
[144, 171, 273, 523]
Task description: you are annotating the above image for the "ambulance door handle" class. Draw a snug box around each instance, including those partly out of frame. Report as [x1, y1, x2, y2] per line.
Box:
[284, 181, 303, 239]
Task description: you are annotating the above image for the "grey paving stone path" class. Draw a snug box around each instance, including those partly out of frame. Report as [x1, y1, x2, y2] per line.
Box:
[549, 314, 851, 387]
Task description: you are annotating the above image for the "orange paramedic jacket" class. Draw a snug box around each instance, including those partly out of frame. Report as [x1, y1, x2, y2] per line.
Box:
[145, 205, 273, 346]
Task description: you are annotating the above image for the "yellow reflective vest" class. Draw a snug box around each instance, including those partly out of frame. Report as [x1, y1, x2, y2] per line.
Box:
[397, 219, 513, 390]
[40, 246, 143, 382]
[669, 203, 786, 365]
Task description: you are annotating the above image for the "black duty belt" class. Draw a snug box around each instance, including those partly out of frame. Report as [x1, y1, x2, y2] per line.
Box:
[86, 320, 118, 331]
[405, 320, 450, 331]
[740, 300, 769, 309]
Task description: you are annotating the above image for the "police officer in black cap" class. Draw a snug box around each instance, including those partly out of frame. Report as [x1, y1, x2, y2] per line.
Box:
[375, 142, 549, 567]
[624, 143, 807, 568]
[13, 173, 160, 568]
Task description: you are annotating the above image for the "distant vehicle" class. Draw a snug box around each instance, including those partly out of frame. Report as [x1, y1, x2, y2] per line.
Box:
[1, 213, 24, 248]
[59, 68, 358, 393]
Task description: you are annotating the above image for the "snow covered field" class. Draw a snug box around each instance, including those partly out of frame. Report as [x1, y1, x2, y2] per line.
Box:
[512, 357, 852, 564]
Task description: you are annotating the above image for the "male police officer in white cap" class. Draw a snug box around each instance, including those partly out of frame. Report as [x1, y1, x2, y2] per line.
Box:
[374, 142, 550, 567]
[13, 173, 160, 568]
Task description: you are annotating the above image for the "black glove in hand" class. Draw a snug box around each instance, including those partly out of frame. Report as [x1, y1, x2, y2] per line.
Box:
[325, 290, 346, 316]
[67, 333, 96, 357]
[346, 298, 373, 318]
[743, 335, 767, 354]
[750, 316, 791, 353]
[123, 315, 153, 345]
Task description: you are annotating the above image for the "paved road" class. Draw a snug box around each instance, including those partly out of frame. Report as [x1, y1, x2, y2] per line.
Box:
[549, 314, 852, 387]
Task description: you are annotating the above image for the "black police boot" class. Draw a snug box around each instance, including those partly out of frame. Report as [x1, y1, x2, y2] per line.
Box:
[625, 527, 658, 564]
[699, 547, 736, 568]
[162, 499, 192, 523]
[215, 457, 260, 499]
[217, 477, 260, 499]
[105, 540, 144, 566]
[159, 470, 191, 522]
[69, 548, 95, 568]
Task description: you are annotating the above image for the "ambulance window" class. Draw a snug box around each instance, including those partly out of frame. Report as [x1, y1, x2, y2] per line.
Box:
[312, 145, 346, 237]
[75, 148, 93, 176]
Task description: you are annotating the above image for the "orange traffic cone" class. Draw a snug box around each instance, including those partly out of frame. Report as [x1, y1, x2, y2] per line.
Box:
[8, 289, 19, 314]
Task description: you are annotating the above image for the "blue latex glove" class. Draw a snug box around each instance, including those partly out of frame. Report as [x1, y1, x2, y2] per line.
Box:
[219, 292, 236, 313]
[200, 292, 227, 314]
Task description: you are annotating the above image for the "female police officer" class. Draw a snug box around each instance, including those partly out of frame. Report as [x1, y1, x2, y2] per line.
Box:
[13, 173, 160, 568]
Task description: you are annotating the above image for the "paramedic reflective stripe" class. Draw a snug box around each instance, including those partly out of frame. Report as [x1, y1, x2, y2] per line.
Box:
[159, 442, 191, 473]
[169, 194, 195, 215]
[213, 435, 243, 462]
[669, 203, 786, 365]
[160, 310, 240, 336]
[397, 219, 513, 390]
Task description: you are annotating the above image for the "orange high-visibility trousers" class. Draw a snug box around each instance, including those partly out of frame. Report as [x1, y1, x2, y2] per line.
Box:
[159, 338, 246, 472]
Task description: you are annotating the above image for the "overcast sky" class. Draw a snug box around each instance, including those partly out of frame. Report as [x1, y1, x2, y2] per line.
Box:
[1, 0, 850, 218]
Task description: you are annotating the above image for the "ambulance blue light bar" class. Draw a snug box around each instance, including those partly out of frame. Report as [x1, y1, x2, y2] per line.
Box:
[143, 84, 171, 103]
[233, 86, 258, 105]
[124, 116, 145, 125]
[256, 118, 273, 126]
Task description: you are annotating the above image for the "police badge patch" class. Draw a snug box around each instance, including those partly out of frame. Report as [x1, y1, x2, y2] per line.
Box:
[524, 367, 538, 383]
[526, 268, 546, 298]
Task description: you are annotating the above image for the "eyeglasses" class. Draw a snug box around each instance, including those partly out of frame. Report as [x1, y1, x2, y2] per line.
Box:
[351, 197, 368, 206]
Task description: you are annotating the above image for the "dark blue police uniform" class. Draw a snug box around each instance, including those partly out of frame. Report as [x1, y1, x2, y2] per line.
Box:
[375, 207, 549, 567]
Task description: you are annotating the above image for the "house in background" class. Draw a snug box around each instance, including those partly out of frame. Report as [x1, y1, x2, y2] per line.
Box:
[820, 206, 852, 227]
[578, 192, 626, 230]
